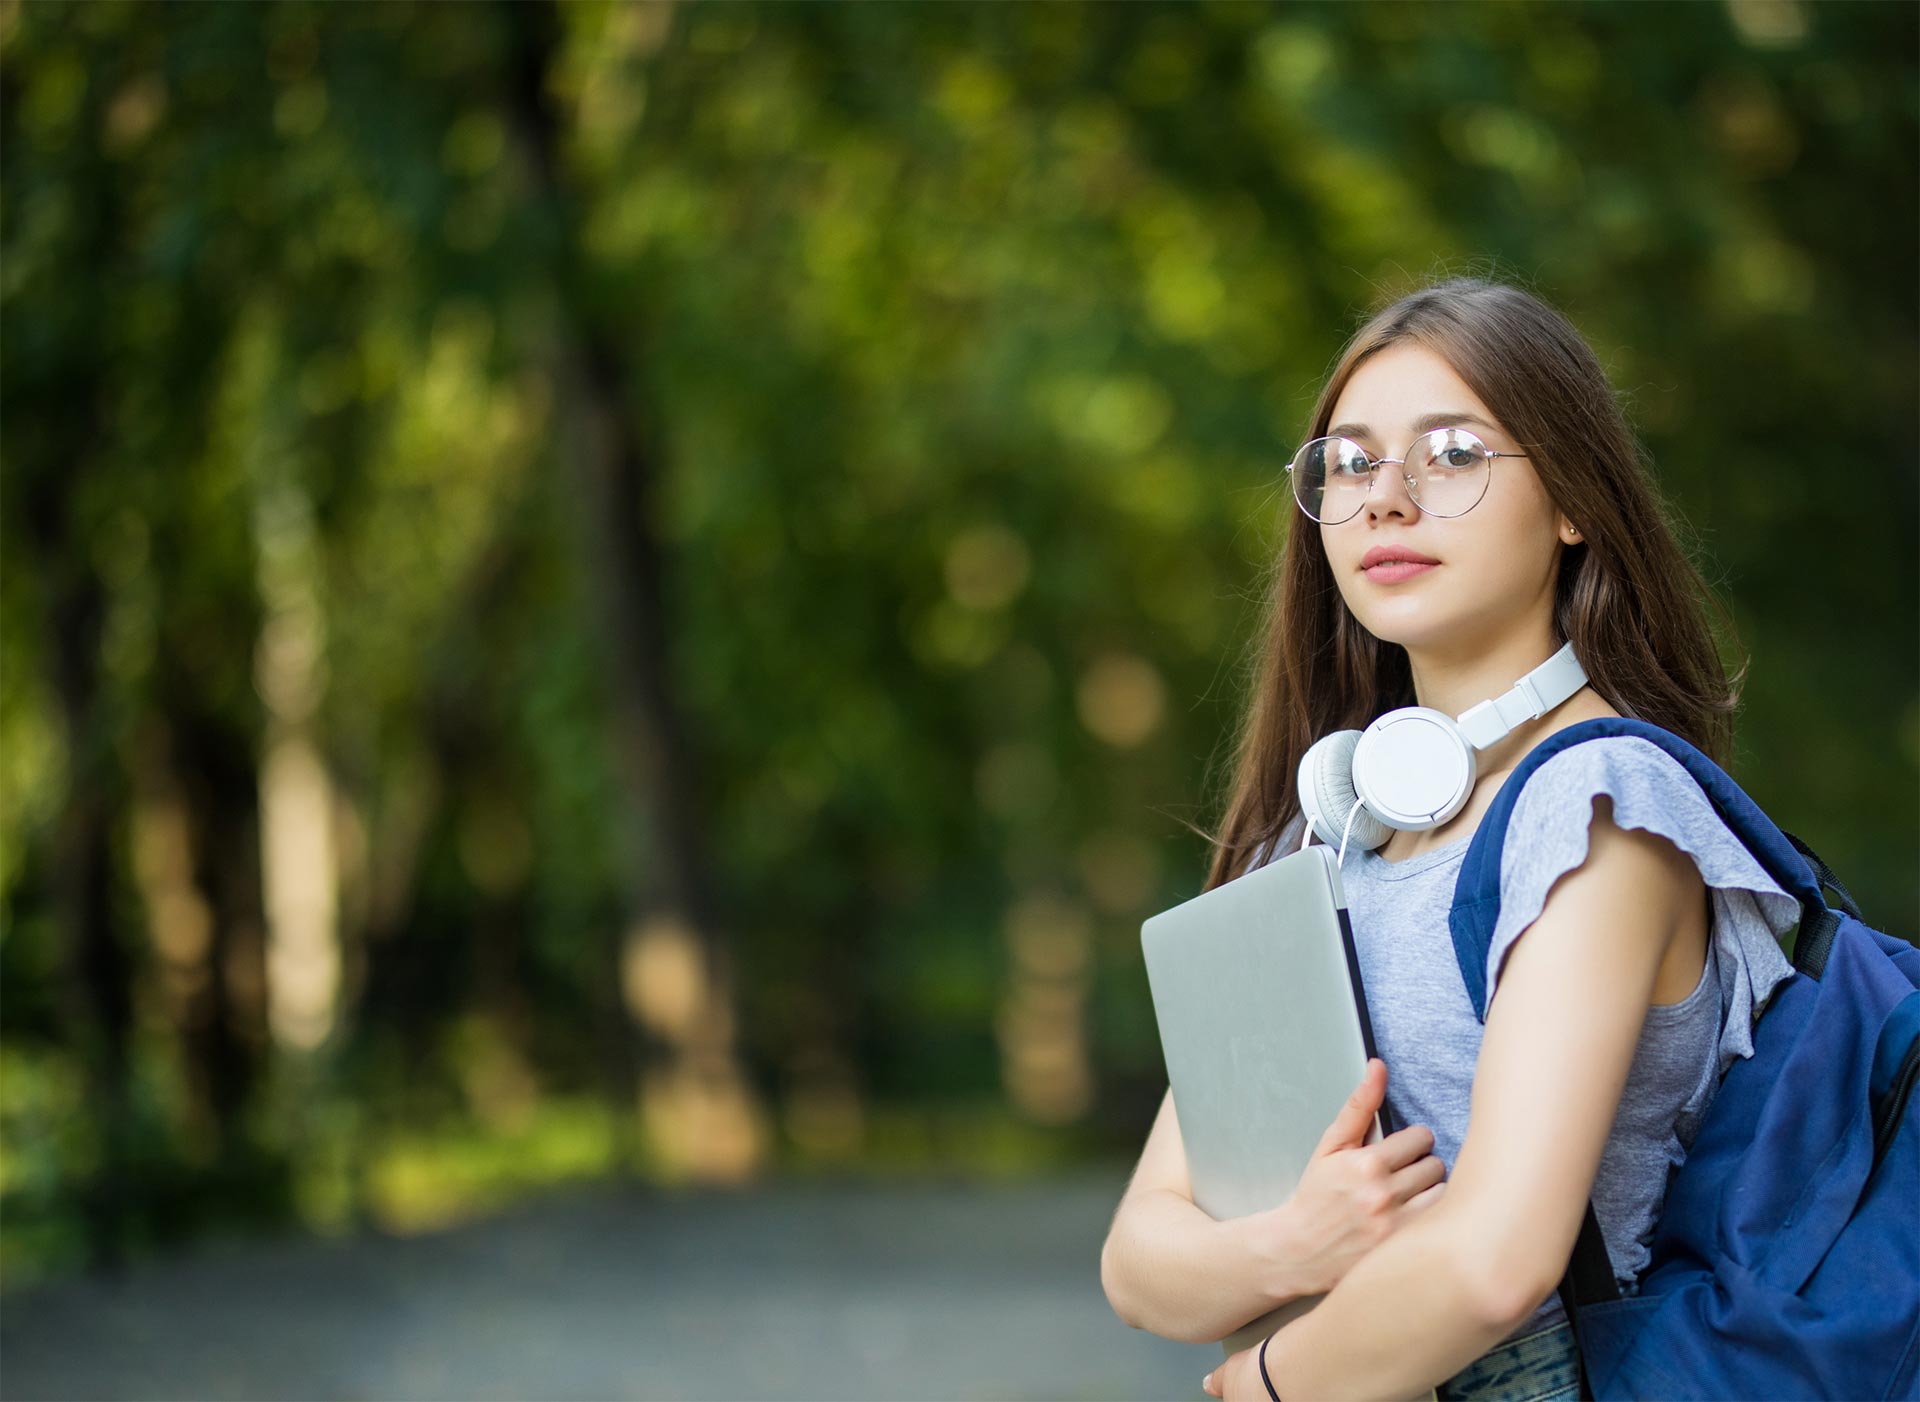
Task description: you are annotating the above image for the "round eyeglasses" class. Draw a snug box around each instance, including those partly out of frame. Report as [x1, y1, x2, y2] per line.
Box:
[1285, 426, 1527, 525]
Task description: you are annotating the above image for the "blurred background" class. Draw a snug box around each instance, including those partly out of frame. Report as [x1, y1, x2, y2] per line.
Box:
[2, 0, 1915, 1397]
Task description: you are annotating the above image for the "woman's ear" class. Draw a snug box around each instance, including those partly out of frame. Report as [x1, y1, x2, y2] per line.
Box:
[1558, 517, 1582, 545]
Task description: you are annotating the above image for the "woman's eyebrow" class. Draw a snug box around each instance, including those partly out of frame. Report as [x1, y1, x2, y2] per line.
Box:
[1327, 410, 1497, 441]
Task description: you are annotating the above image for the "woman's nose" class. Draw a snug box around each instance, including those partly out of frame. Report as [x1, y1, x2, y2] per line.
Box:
[1364, 458, 1422, 520]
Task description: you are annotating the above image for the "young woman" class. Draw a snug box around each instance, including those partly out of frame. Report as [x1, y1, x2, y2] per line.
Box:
[1098, 278, 1802, 1400]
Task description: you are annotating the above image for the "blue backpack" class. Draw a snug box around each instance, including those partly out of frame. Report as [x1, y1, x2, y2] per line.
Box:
[1447, 717, 1920, 1401]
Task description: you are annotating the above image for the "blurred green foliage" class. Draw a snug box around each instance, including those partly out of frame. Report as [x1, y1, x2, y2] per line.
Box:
[2, 0, 1914, 1284]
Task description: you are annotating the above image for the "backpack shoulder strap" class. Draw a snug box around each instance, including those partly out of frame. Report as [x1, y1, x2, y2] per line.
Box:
[1447, 716, 1829, 1022]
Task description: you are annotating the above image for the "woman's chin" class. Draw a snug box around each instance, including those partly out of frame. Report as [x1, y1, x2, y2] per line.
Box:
[1352, 609, 1465, 653]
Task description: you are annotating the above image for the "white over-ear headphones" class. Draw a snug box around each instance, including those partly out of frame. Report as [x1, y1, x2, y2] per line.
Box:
[1296, 640, 1590, 856]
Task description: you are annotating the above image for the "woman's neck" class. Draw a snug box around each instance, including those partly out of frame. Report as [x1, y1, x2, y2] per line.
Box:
[1403, 629, 1578, 779]
[1373, 686, 1621, 862]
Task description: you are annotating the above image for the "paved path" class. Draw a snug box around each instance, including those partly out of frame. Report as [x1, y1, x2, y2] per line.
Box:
[1, 1170, 1214, 1400]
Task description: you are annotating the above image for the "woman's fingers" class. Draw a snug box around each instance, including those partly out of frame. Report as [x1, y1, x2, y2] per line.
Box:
[1312, 1058, 1387, 1156]
[1372, 1122, 1437, 1171]
[1389, 1153, 1448, 1203]
[1400, 1180, 1447, 1215]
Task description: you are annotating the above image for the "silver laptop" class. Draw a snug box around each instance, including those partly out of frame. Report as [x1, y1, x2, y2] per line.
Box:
[1140, 841, 1396, 1358]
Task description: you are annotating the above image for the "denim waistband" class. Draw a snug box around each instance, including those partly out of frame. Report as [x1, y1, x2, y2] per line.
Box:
[1438, 1319, 1582, 1402]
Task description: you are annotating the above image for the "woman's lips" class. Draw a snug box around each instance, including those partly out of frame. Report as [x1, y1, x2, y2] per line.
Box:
[1362, 560, 1440, 583]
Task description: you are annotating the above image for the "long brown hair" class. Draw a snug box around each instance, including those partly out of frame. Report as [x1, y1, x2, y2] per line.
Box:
[1201, 276, 1747, 892]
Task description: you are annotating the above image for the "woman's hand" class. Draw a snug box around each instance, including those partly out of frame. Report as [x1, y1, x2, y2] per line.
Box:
[1265, 1058, 1447, 1298]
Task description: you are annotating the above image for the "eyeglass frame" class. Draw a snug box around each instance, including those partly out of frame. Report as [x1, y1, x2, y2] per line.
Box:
[1283, 425, 1531, 524]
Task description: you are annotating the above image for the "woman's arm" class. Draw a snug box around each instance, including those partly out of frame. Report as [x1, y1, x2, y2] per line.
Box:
[1101, 1087, 1306, 1345]
[1103, 1063, 1447, 1344]
[1245, 796, 1705, 1401]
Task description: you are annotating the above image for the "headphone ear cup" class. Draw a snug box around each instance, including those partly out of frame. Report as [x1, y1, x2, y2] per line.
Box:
[1297, 730, 1394, 851]
[1351, 707, 1476, 832]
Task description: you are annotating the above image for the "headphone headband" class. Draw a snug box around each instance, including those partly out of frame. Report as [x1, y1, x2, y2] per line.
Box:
[1294, 640, 1592, 855]
[1454, 641, 1588, 751]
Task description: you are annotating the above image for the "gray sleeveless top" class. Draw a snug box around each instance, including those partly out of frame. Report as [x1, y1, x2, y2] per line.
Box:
[1259, 734, 1799, 1340]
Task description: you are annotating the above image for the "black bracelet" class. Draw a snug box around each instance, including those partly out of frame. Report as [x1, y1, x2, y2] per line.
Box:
[1258, 1333, 1283, 1402]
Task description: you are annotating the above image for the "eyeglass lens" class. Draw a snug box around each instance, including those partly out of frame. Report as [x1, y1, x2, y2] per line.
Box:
[1290, 428, 1494, 524]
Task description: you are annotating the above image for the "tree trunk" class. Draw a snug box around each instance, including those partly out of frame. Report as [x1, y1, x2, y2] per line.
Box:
[498, 0, 767, 1183]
